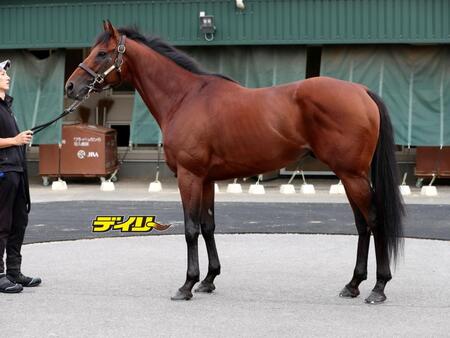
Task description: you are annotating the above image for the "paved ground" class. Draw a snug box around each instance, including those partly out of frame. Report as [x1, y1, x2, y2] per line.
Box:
[1, 177, 448, 337]
[26, 201, 450, 243]
[3, 235, 450, 337]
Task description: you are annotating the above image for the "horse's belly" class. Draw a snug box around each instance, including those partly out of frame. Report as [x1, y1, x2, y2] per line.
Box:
[207, 146, 309, 181]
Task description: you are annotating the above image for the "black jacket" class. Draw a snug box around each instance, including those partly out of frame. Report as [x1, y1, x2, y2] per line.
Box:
[0, 95, 25, 172]
[0, 94, 31, 212]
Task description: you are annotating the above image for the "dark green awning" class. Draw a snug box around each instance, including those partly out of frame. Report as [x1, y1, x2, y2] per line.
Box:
[0, 50, 65, 144]
[321, 46, 450, 147]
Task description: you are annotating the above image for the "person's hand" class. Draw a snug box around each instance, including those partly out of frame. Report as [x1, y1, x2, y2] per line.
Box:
[14, 130, 33, 145]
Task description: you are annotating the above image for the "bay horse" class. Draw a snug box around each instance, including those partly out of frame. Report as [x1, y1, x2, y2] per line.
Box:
[66, 21, 404, 304]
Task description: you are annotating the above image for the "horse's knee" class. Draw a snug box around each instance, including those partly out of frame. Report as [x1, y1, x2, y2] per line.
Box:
[185, 225, 200, 243]
[185, 232, 199, 243]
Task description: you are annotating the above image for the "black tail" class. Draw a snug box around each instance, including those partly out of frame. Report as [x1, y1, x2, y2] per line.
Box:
[367, 90, 405, 265]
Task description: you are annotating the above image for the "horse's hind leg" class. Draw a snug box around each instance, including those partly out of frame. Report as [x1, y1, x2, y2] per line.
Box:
[339, 198, 371, 298]
[339, 174, 375, 299]
[195, 181, 221, 293]
[365, 227, 392, 304]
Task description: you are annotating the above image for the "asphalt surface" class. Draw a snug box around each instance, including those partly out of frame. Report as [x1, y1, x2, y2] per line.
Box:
[26, 201, 450, 244]
[3, 235, 450, 337]
[5, 181, 449, 337]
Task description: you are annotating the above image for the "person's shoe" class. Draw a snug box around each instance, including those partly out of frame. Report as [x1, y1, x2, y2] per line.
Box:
[7, 272, 41, 287]
[0, 274, 23, 293]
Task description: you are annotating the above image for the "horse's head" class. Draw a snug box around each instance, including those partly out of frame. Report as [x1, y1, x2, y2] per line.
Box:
[66, 20, 126, 100]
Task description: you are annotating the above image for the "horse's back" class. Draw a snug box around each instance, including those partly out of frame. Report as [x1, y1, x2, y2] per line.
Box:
[295, 76, 370, 108]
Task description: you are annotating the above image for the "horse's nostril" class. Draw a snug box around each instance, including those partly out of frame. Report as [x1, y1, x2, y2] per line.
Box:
[65, 82, 74, 94]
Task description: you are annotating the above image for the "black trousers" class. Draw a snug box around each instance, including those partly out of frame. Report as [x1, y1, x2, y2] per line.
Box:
[0, 171, 28, 274]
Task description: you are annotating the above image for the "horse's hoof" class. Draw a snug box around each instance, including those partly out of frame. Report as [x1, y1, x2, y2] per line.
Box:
[194, 281, 215, 293]
[339, 285, 360, 298]
[364, 290, 386, 304]
[170, 289, 193, 301]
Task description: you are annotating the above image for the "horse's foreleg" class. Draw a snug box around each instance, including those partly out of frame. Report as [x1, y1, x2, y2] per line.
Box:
[171, 169, 203, 301]
[195, 181, 221, 293]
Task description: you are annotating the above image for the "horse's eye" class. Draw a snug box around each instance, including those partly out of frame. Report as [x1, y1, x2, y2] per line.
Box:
[97, 51, 107, 58]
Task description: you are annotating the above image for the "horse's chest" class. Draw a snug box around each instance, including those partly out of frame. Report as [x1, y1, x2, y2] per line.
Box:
[163, 139, 203, 169]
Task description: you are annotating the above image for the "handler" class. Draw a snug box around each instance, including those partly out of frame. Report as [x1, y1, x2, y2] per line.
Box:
[0, 59, 41, 293]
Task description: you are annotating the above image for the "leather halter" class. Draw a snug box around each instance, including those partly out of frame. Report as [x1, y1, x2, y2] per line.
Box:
[78, 35, 126, 92]
[30, 36, 126, 135]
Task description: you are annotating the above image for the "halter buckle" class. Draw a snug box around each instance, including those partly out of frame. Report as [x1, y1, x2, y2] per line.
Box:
[117, 44, 126, 54]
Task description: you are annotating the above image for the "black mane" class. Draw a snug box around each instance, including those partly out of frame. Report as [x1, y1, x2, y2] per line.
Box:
[96, 27, 236, 83]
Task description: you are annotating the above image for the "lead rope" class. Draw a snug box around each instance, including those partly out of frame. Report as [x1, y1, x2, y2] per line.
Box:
[30, 96, 88, 135]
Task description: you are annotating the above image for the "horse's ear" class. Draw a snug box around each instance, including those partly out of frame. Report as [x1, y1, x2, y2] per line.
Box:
[103, 19, 113, 32]
[103, 19, 119, 40]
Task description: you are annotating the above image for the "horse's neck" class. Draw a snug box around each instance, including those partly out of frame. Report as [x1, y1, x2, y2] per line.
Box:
[124, 42, 200, 130]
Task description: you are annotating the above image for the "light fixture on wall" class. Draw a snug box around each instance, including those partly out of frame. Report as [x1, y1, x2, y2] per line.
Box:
[199, 11, 216, 41]
[235, 0, 245, 10]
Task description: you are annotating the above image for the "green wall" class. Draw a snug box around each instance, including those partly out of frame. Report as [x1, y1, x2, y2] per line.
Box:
[1, 0, 449, 48]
